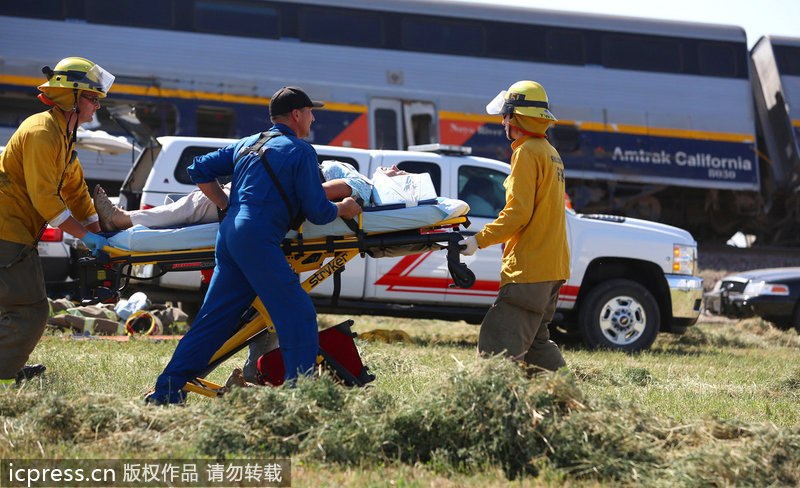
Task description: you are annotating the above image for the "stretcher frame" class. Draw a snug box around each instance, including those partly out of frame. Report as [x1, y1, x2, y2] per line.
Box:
[80, 215, 475, 398]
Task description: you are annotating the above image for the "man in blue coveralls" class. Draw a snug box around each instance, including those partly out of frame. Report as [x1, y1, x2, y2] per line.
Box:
[148, 86, 362, 404]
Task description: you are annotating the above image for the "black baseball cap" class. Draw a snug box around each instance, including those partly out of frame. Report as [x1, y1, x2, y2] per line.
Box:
[269, 86, 324, 117]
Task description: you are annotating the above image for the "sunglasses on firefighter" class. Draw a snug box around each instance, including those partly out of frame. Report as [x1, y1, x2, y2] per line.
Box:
[81, 93, 100, 105]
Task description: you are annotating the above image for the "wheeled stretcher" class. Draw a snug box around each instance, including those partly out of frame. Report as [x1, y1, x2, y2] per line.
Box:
[78, 199, 476, 397]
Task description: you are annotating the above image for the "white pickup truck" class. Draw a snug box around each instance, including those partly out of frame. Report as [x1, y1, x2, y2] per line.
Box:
[117, 136, 703, 351]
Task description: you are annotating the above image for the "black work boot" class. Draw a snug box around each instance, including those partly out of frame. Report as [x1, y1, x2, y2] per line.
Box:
[15, 364, 46, 384]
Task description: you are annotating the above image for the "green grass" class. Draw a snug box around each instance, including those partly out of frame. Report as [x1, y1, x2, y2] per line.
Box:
[2, 313, 799, 487]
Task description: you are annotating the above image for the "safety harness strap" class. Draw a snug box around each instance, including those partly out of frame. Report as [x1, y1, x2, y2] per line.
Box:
[235, 132, 305, 231]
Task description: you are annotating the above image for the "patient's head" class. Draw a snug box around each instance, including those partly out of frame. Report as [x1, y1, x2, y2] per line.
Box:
[376, 165, 408, 177]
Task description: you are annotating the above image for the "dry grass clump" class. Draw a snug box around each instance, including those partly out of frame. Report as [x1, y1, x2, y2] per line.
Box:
[3, 355, 800, 486]
[673, 422, 800, 487]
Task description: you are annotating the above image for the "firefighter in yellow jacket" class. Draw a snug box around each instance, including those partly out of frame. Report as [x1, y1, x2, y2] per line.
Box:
[459, 80, 570, 373]
[0, 57, 115, 389]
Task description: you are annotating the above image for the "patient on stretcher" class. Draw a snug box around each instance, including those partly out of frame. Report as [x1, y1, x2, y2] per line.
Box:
[94, 160, 380, 232]
[95, 162, 470, 252]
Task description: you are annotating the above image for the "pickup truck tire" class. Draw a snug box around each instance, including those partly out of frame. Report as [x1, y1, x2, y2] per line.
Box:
[578, 279, 660, 351]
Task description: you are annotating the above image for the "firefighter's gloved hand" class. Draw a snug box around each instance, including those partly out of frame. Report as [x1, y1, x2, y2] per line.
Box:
[81, 232, 108, 256]
[458, 236, 478, 256]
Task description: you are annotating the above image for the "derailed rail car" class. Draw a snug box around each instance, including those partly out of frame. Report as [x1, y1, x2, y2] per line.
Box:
[0, 0, 797, 241]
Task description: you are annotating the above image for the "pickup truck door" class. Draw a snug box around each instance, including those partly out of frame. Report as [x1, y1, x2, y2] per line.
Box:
[444, 161, 506, 307]
[299, 147, 374, 300]
[361, 153, 452, 304]
[560, 209, 577, 309]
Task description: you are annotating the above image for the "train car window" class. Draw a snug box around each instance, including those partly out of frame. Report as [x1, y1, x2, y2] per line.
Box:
[0, 94, 42, 127]
[85, 0, 173, 29]
[299, 7, 382, 47]
[133, 102, 178, 137]
[698, 42, 738, 77]
[548, 124, 581, 154]
[395, 161, 442, 194]
[196, 106, 236, 138]
[401, 17, 484, 56]
[410, 113, 434, 146]
[774, 45, 800, 77]
[374, 108, 399, 150]
[0, 0, 64, 19]
[602, 34, 682, 73]
[546, 29, 586, 65]
[458, 166, 506, 218]
[174, 146, 231, 185]
[194, 1, 279, 38]
[486, 22, 546, 62]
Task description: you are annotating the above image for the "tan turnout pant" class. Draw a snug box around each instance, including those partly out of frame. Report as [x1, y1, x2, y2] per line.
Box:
[478, 280, 567, 373]
[0, 239, 49, 379]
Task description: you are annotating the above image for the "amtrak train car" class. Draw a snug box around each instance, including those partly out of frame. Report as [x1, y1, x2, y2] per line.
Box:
[0, 0, 796, 241]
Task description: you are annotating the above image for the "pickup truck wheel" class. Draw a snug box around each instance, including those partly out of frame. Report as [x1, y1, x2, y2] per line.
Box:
[578, 279, 660, 351]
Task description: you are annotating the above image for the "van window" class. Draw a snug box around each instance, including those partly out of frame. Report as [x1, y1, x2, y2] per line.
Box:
[395, 161, 441, 195]
[174, 146, 230, 185]
[458, 166, 506, 218]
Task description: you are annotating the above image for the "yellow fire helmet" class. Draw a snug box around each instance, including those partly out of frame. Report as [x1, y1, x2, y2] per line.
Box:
[486, 80, 556, 121]
[38, 57, 115, 98]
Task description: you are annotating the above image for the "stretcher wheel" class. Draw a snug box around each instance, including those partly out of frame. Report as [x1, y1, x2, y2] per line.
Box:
[447, 255, 476, 289]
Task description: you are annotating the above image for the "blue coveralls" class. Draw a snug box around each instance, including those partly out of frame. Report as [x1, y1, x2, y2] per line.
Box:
[152, 124, 338, 403]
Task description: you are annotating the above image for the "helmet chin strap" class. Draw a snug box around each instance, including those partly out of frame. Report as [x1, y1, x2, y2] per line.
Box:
[63, 89, 80, 167]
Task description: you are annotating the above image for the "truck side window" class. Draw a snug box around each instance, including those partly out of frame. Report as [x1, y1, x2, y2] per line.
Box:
[174, 146, 232, 185]
[396, 161, 441, 195]
[316, 155, 359, 173]
[458, 166, 506, 218]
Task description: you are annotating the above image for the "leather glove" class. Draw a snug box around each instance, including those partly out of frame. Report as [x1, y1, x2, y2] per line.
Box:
[458, 236, 479, 256]
[80, 232, 109, 256]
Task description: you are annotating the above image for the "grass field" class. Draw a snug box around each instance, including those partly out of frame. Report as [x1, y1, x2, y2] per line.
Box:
[2, 313, 800, 487]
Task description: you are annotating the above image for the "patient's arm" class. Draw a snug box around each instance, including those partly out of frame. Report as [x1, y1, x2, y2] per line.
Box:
[323, 179, 354, 201]
[197, 181, 229, 211]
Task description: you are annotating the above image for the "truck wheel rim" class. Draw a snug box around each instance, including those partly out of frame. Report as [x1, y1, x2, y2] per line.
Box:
[598, 295, 646, 345]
